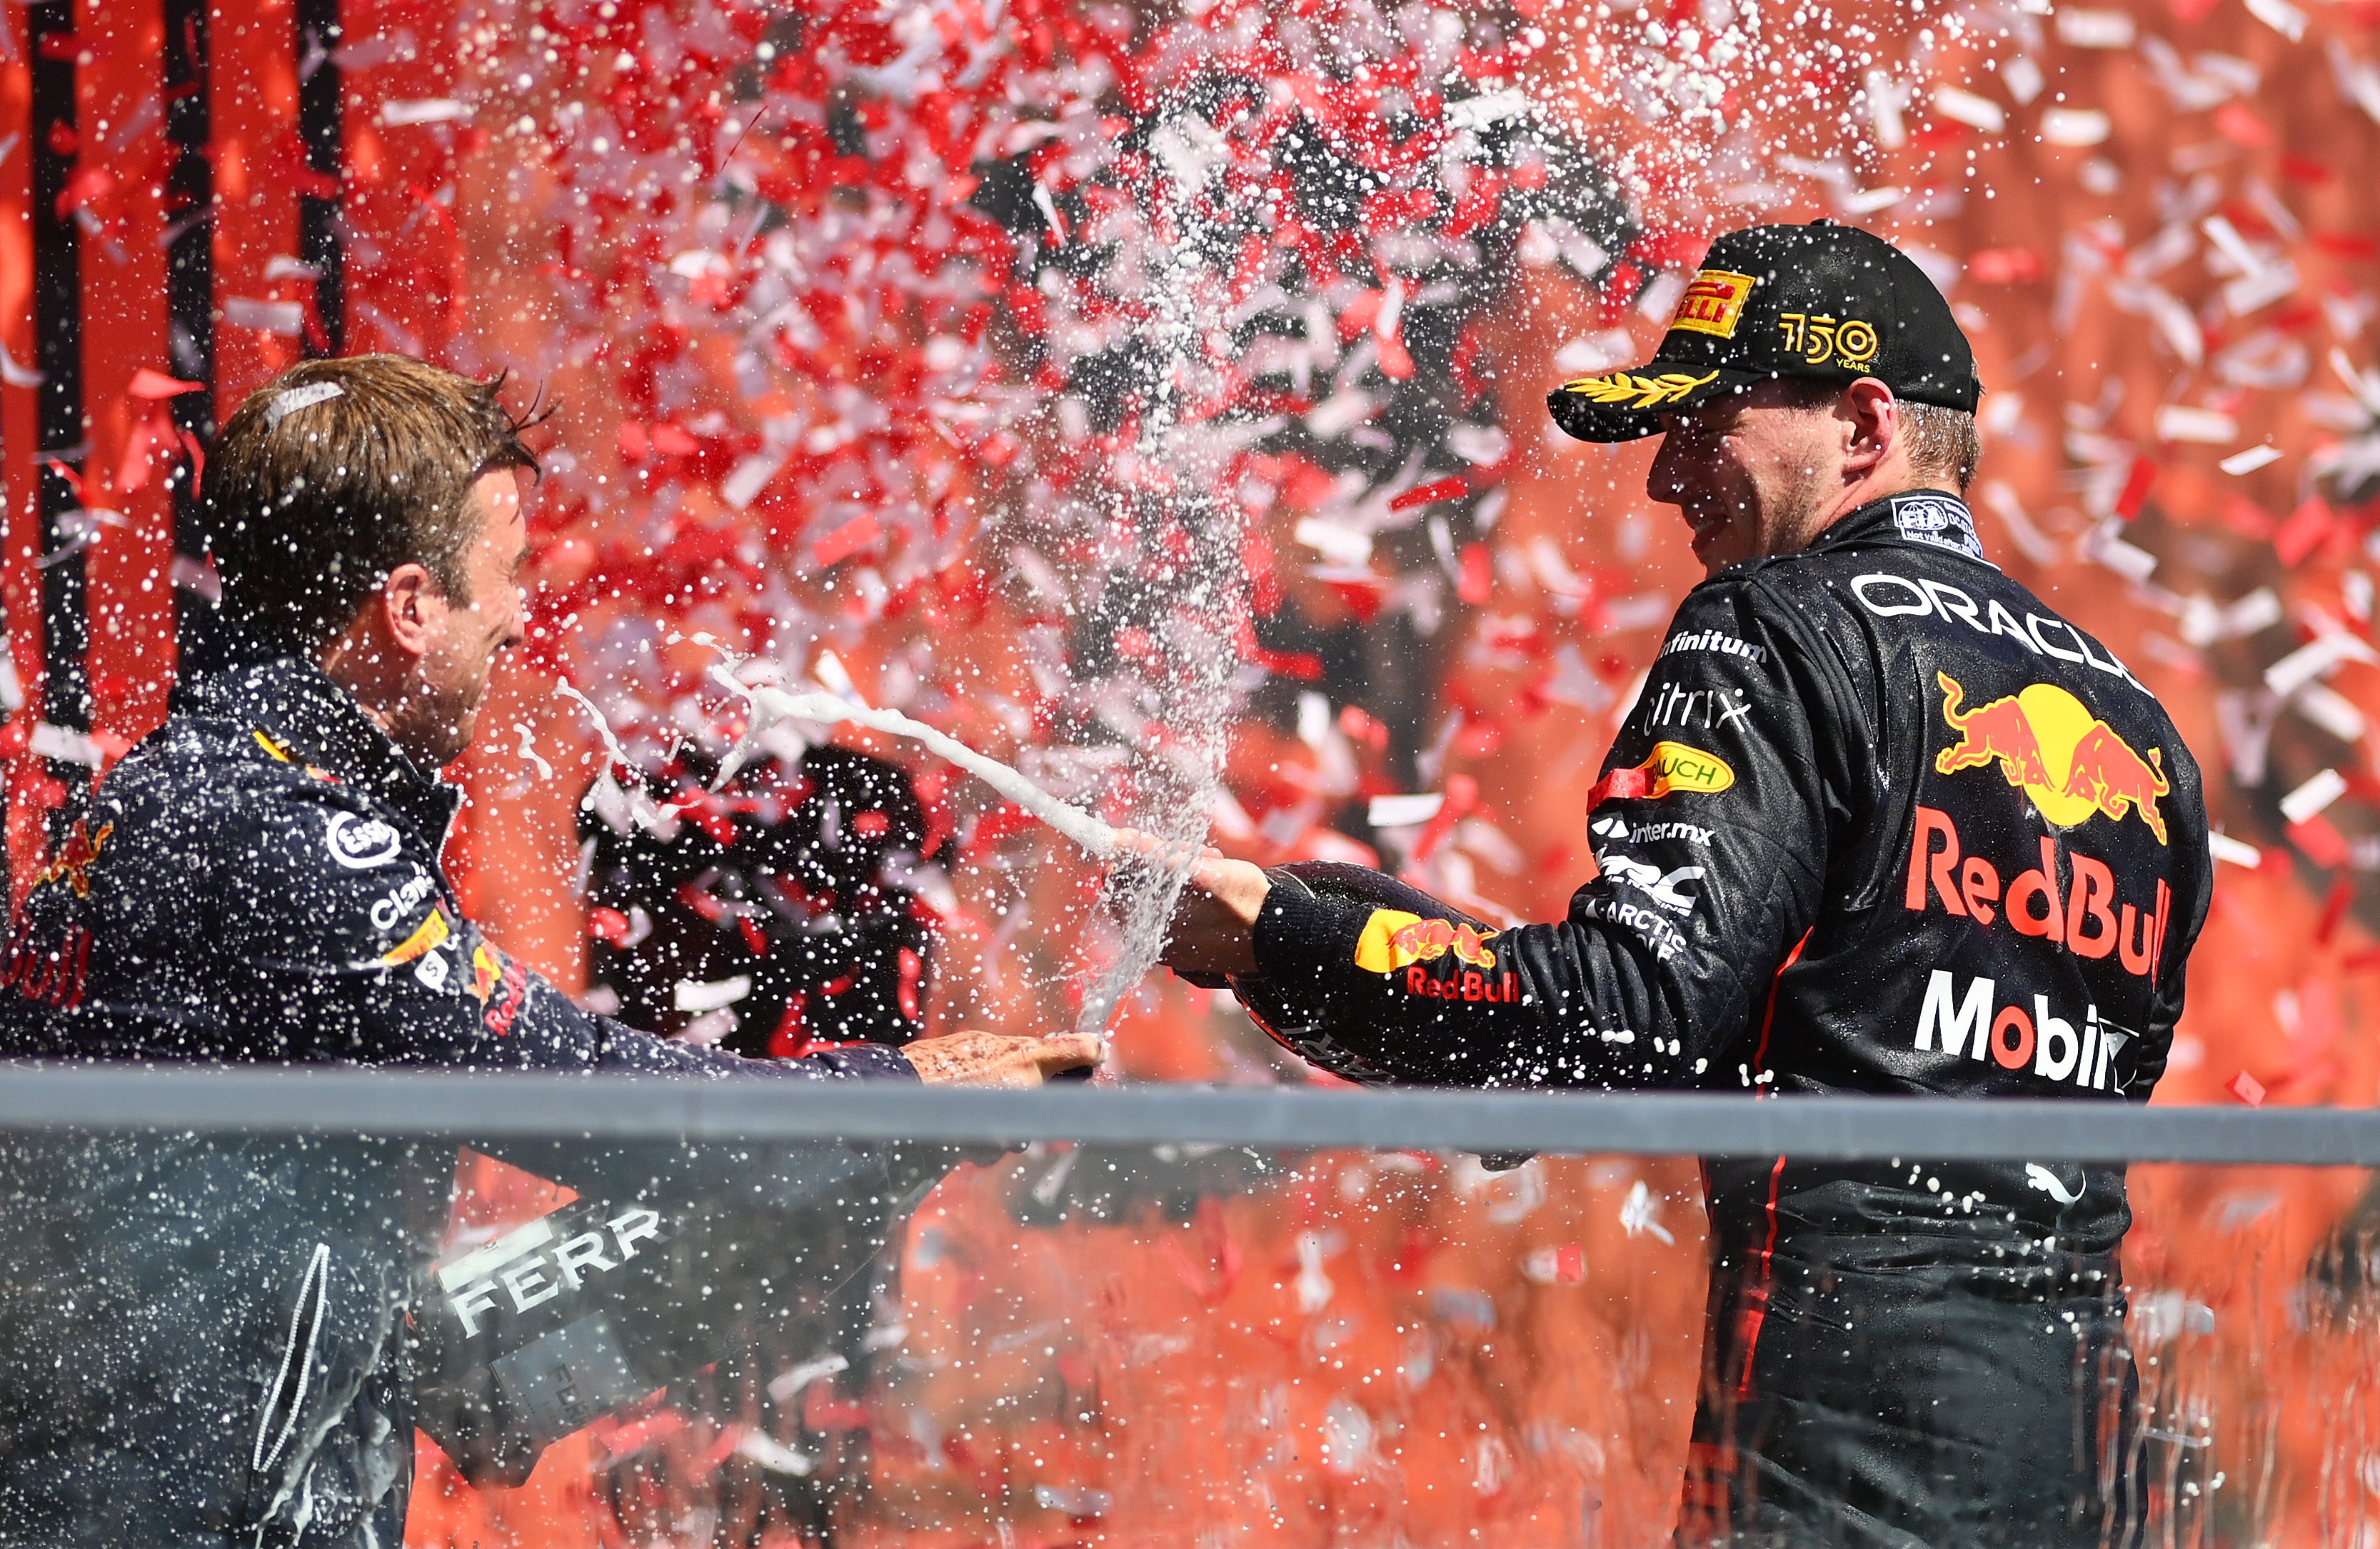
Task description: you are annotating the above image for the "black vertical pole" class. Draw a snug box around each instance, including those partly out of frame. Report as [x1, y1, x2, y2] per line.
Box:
[296, 0, 343, 357]
[162, 0, 222, 687]
[28, 1, 89, 827]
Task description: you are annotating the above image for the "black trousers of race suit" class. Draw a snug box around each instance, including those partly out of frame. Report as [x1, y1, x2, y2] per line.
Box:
[1677, 1228, 2146, 1549]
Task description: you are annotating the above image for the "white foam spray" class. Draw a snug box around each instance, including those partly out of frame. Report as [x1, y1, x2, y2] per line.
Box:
[707, 665, 1123, 861]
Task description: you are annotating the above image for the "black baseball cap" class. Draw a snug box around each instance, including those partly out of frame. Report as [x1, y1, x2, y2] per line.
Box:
[1547, 220, 1981, 443]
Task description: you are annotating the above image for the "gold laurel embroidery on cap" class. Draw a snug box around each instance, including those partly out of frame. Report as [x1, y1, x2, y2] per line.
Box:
[1558, 369, 1721, 409]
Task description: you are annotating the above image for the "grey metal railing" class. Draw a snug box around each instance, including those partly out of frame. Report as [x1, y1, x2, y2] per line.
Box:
[0, 1063, 2374, 1164]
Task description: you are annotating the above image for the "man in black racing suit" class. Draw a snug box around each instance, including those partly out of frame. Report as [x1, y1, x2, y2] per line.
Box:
[1159, 222, 2214, 1546]
[0, 356, 1094, 1545]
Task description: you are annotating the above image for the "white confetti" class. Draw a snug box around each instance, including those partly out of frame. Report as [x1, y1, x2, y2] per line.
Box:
[2154, 405, 2238, 444]
[1369, 793, 1446, 828]
[1932, 86, 2005, 134]
[381, 98, 474, 126]
[2219, 445, 2283, 476]
[2209, 832, 2264, 869]
[264, 381, 343, 428]
[225, 297, 306, 337]
[2279, 768, 2348, 826]
[2244, 0, 2306, 41]
[2040, 109, 2112, 146]
[2055, 10, 2137, 48]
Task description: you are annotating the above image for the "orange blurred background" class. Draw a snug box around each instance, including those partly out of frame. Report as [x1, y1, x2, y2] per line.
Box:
[8, 0, 2380, 1541]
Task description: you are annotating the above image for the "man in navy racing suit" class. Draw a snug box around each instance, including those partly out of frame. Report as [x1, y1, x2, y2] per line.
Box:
[1158, 222, 2214, 1546]
[0, 356, 1095, 1545]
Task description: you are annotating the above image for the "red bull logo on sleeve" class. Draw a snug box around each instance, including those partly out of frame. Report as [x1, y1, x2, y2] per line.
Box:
[1934, 673, 2169, 844]
[1352, 909, 1501, 974]
[31, 821, 112, 898]
[1353, 910, 1521, 1004]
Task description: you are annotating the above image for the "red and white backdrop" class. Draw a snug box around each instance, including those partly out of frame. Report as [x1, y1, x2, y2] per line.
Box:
[9, 0, 2380, 1542]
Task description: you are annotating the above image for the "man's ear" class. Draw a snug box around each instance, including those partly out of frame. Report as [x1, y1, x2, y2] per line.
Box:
[378, 563, 448, 661]
[1840, 377, 1899, 479]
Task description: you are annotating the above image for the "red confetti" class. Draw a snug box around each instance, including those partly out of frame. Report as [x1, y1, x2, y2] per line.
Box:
[2215, 102, 2274, 148]
[2289, 814, 2351, 871]
[1410, 773, 1479, 863]
[2226, 1071, 2266, 1107]
[2114, 457, 2159, 522]
[54, 165, 114, 219]
[1457, 543, 1492, 606]
[1390, 476, 1470, 512]
[1586, 766, 1655, 808]
[1965, 248, 2042, 284]
[126, 369, 204, 400]
[2318, 878, 2356, 947]
[2273, 498, 2335, 568]
[811, 513, 883, 570]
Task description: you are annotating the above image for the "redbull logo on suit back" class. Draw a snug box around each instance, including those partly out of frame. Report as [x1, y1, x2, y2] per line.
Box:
[1906, 807, 2172, 980]
[1934, 672, 2169, 843]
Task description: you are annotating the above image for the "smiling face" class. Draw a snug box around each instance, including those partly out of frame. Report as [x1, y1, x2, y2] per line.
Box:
[1645, 379, 1849, 576]
[403, 468, 529, 767]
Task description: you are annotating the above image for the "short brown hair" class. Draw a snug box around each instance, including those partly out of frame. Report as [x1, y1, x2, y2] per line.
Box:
[1901, 400, 1982, 493]
[204, 356, 538, 650]
[1769, 377, 1980, 493]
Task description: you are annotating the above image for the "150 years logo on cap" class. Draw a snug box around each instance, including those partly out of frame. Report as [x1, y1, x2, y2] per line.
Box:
[1669, 269, 1757, 339]
[1777, 313, 1881, 369]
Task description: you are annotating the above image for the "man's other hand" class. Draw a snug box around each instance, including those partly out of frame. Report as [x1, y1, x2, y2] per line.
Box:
[1113, 831, 1272, 980]
[902, 1031, 1103, 1086]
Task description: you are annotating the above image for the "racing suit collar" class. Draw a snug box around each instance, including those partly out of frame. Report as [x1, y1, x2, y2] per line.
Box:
[181, 648, 464, 844]
[1807, 488, 1987, 565]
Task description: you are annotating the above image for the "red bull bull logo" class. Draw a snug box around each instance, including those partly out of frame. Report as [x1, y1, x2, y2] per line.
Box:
[1352, 910, 1520, 1004]
[468, 941, 503, 1003]
[1352, 909, 1500, 974]
[31, 821, 112, 898]
[1934, 672, 2169, 844]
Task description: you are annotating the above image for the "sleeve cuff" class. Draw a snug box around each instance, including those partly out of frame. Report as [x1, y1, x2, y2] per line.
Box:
[808, 1042, 920, 1082]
